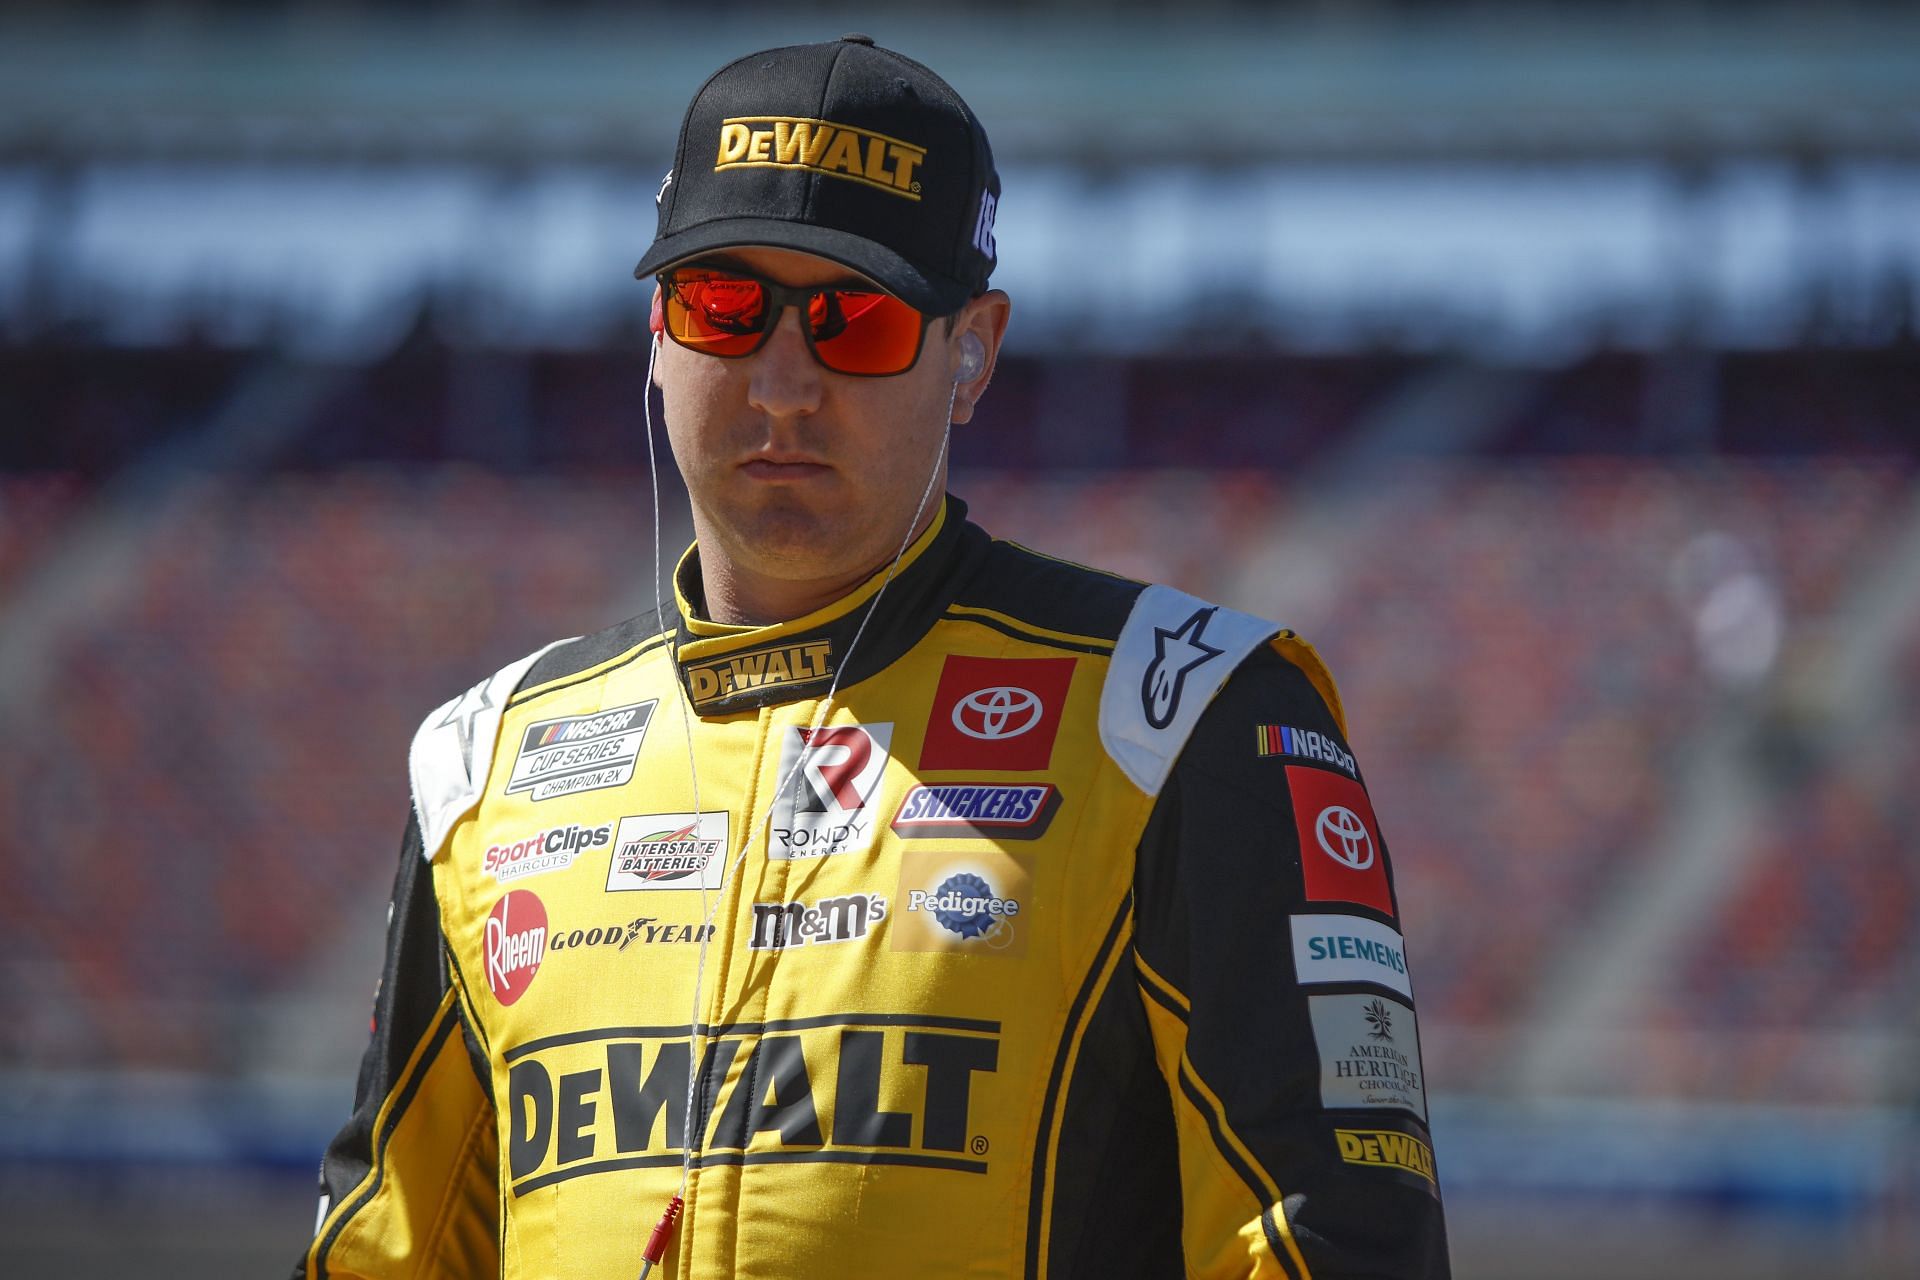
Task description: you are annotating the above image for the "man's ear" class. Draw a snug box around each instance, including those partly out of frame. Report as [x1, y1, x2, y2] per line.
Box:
[948, 289, 1011, 425]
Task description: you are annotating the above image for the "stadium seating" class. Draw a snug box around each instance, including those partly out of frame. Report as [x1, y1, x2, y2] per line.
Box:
[0, 357, 1915, 1101]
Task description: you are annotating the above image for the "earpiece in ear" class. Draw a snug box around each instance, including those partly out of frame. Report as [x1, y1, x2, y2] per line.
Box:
[649, 289, 665, 338]
[955, 332, 986, 383]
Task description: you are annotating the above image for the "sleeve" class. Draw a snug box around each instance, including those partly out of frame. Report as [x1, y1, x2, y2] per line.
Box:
[292, 812, 501, 1280]
[1131, 636, 1450, 1279]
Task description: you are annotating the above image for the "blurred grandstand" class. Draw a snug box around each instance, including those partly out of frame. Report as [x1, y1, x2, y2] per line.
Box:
[1, 2, 1918, 1276]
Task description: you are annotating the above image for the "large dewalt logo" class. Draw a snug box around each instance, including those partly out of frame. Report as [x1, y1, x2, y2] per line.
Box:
[686, 639, 832, 708]
[505, 1016, 999, 1195]
[715, 118, 925, 200]
[1335, 1127, 1436, 1184]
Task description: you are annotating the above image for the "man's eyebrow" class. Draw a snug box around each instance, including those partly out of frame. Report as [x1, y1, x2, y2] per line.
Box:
[686, 255, 874, 289]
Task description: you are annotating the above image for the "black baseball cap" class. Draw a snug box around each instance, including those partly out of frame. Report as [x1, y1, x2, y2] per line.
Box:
[633, 34, 1000, 316]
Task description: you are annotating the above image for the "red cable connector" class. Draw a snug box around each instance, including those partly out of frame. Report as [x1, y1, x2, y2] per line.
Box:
[636, 1194, 684, 1279]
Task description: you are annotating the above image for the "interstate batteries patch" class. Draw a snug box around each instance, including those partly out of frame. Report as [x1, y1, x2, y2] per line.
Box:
[505, 701, 655, 803]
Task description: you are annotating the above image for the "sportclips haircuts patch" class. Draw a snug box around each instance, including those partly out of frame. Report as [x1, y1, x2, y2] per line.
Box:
[714, 117, 926, 200]
[505, 702, 656, 802]
[768, 723, 892, 859]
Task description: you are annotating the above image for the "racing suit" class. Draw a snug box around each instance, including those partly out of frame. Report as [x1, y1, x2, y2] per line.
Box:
[296, 496, 1449, 1279]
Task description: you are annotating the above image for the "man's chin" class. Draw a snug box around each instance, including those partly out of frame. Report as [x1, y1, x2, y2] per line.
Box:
[723, 503, 853, 575]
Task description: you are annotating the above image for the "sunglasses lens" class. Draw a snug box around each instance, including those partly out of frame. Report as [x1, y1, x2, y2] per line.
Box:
[807, 290, 926, 375]
[662, 272, 769, 356]
[659, 270, 928, 374]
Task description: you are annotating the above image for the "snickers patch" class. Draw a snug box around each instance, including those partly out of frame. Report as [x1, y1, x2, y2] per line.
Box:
[891, 784, 1061, 840]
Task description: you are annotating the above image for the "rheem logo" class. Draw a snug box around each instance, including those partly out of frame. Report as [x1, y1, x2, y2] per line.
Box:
[485, 890, 548, 1006]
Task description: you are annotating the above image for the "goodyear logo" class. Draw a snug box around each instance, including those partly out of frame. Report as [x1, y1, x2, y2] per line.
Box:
[1335, 1128, 1436, 1185]
[504, 1017, 999, 1195]
[687, 639, 832, 708]
[715, 117, 925, 200]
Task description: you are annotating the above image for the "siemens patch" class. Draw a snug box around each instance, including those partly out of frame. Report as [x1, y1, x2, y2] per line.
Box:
[1291, 914, 1413, 998]
[505, 702, 655, 802]
[890, 784, 1060, 840]
[715, 117, 925, 200]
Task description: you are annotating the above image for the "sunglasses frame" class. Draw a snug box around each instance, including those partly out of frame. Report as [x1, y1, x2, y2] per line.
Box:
[656, 264, 937, 378]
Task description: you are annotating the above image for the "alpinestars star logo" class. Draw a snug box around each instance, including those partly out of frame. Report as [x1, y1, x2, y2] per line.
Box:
[438, 677, 495, 781]
[1140, 606, 1223, 730]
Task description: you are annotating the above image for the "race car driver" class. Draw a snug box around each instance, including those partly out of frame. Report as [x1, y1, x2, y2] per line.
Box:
[296, 34, 1450, 1280]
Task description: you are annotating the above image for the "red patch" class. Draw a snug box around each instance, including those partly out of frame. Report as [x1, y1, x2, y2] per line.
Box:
[1287, 767, 1395, 918]
[484, 889, 548, 1005]
[918, 657, 1076, 772]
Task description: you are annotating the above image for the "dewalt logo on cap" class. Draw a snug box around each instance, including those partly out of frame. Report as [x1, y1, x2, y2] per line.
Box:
[715, 117, 925, 200]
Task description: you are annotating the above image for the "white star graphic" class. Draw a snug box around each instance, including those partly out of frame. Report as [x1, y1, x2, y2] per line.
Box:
[437, 677, 494, 781]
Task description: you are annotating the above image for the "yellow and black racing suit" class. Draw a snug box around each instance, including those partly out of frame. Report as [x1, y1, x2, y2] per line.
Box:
[296, 496, 1449, 1279]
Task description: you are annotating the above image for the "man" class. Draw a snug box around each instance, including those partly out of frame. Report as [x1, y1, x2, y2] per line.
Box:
[297, 35, 1448, 1280]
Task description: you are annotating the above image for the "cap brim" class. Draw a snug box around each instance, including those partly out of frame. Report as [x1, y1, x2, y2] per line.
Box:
[633, 217, 971, 315]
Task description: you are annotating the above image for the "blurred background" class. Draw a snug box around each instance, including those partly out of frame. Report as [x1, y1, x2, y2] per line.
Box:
[1, 1, 1916, 1276]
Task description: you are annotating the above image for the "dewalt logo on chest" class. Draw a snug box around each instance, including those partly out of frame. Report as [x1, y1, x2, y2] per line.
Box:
[686, 639, 832, 708]
[715, 118, 925, 199]
[505, 1017, 1000, 1194]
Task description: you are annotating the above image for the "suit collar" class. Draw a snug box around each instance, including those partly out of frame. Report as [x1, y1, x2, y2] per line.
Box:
[670, 495, 982, 715]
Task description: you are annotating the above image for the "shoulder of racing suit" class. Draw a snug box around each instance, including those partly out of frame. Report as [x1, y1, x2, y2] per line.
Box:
[407, 609, 671, 862]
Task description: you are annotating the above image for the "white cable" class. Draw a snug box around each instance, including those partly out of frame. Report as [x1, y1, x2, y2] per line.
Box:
[659, 376, 960, 1208]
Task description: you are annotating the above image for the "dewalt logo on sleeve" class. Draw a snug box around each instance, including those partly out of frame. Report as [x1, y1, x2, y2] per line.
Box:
[715, 118, 925, 199]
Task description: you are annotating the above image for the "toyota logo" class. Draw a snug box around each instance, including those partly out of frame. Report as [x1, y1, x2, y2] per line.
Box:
[1315, 805, 1374, 870]
[953, 686, 1043, 740]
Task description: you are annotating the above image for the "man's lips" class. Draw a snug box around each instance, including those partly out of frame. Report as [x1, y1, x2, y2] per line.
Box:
[739, 456, 831, 481]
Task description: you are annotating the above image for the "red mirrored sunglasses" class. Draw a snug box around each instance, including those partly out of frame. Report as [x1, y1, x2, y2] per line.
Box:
[655, 266, 934, 377]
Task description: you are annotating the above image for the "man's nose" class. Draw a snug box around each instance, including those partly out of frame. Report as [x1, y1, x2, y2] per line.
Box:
[746, 306, 824, 419]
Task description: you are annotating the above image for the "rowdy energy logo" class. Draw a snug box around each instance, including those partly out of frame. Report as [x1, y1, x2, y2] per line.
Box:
[505, 701, 655, 803]
[502, 1019, 1000, 1195]
[919, 656, 1074, 772]
[606, 812, 729, 892]
[890, 784, 1060, 840]
[1308, 993, 1427, 1120]
[769, 723, 892, 859]
[714, 117, 925, 200]
[892, 848, 1030, 956]
[685, 640, 832, 709]
[485, 890, 548, 1006]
